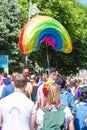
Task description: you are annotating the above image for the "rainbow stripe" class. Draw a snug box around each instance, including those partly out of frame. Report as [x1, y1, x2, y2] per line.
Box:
[19, 15, 72, 54]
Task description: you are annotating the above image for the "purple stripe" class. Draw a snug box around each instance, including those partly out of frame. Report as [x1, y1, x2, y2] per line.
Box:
[41, 38, 56, 48]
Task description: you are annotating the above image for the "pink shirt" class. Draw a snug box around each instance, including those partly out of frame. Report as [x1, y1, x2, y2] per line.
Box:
[37, 83, 44, 106]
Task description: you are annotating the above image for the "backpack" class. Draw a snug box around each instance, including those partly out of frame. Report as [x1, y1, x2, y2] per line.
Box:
[42, 104, 66, 130]
[60, 90, 68, 106]
[74, 103, 87, 130]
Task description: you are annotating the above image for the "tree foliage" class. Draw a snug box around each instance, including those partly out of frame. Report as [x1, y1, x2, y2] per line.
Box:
[23, 0, 87, 75]
[0, 0, 87, 75]
[18, 0, 29, 26]
[0, 0, 25, 73]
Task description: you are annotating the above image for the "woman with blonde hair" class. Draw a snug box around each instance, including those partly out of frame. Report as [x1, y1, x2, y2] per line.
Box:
[36, 83, 74, 130]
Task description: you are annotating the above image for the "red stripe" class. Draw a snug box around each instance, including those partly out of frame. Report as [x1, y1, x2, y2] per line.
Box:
[18, 26, 25, 54]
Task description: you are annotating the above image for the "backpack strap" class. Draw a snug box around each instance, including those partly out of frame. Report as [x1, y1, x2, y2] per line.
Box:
[41, 104, 66, 112]
[41, 106, 49, 112]
[58, 104, 66, 111]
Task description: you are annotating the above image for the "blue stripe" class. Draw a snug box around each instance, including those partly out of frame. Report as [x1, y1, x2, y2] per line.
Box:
[35, 28, 62, 51]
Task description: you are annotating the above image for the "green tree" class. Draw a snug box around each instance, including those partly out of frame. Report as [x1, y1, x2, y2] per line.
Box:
[0, 0, 25, 73]
[18, 0, 29, 26]
[24, 0, 87, 75]
[6, 0, 87, 75]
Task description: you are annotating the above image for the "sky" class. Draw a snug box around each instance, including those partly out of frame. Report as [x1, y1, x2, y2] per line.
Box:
[78, 0, 87, 5]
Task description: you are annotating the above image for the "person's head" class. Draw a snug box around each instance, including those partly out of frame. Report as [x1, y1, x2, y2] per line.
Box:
[30, 75, 39, 86]
[43, 83, 60, 106]
[57, 75, 67, 89]
[79, 86, 87, 102]
[2, 72, 7, 78]
[12, 72, 19, 81]
[48, 67, 58, 81]
[0, 72, 7, 79]
[11, 72, 19, 86]
[32, 76, 39, 84]
[74, 81, 80, 89]
[14, 73, 27, 90]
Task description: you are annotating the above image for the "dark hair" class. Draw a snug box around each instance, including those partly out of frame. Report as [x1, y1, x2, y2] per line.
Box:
[32, 76, 39, 83]
[1, 72, 7, 77]
[50, 67, 57, 74]
[79, 86, 87, 102]
[46, 67, 57, 75]
[57, 75, 67, 88]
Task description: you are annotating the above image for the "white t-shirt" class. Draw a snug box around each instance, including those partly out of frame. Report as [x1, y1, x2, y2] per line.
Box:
[0, 92, 36, 130]
[36, 105, 73, 129]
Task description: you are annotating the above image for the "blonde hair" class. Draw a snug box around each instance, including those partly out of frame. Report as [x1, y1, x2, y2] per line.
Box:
[43, 83, 60, 106]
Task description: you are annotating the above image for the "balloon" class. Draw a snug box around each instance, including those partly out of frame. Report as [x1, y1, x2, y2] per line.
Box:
[19, 15, 72, 54]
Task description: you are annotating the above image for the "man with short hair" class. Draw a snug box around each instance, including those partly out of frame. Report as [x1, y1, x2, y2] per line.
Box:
[0, 73, 36, 130]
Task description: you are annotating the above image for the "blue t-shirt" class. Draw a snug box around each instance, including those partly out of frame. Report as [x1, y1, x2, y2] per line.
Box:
[1, 84, 14, 98]
[74, 102, 87, 130]
[60, 88, 76, 114]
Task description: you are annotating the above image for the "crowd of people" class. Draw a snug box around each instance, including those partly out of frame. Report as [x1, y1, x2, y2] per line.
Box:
[0, 67, 87, 130]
